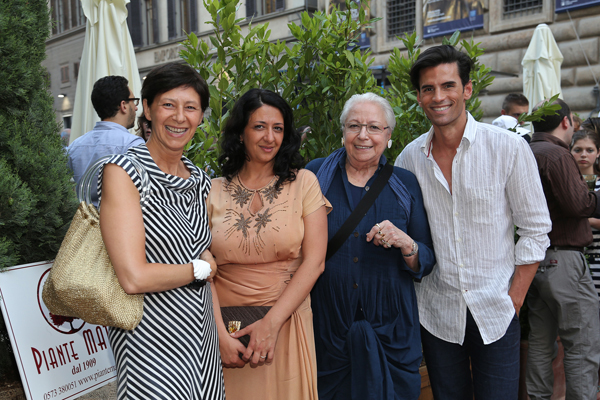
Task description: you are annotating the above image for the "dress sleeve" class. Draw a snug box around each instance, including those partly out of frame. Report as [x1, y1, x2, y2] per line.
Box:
[300, 169, 332, 218]
[97, 153, 142, 207]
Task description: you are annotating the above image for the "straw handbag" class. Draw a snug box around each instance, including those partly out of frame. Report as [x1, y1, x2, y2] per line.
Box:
[42, 154, 149, 330]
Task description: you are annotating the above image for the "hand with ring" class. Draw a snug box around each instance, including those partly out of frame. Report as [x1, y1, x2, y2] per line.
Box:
[366, 220, 413, 252]
[233, 316, 280, 367]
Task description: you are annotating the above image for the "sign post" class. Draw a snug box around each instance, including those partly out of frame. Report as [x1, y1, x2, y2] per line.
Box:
[0, 261, 116, 400]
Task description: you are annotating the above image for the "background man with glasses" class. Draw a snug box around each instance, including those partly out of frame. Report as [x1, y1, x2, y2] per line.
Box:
[67, 75, 144, 206]
[395, 45, 551, 400]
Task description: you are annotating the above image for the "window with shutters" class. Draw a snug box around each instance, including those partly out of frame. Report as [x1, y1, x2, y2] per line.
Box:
[489, 0, 551, 33]
[60, 65, 69, 84]
[246, 0, 285, 19]
[126, 0, 161, 46]
[168, 0, 199, 40]
[386, 0, 415, 42]
[503, 0, 543, 19]
[50, 0, 86, 36]
[147, 0, 159, 45]
[127, 0, 143, 46]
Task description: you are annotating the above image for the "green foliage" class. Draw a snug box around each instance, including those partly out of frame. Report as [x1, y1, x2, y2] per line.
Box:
[0, 0, 78, 269]
[181, 0, 294, 174]
[181, 0, 380, 174]
[285, 4, 380, 161]
[0, 0, 52, 117]
[181, 1, 494, 171]
[0, 0, 79, 382]
[517, 94, 562, 125]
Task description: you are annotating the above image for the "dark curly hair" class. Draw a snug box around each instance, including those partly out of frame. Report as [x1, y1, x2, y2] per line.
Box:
[91, 75, 130, 120]
[219, 89, 304, 188]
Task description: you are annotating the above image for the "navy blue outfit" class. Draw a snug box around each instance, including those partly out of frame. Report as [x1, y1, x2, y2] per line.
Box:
[306, 155, 436, 400]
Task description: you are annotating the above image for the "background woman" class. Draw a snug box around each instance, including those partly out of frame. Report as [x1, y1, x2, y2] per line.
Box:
[136, 114, 152, 141]
[306, 93, 435, 400]
[99, 63, 224, 399]
[207, 88, 329, 399]
[571, 125, 600, 300]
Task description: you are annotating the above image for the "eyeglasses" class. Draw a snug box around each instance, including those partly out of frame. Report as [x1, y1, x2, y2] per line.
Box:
[127, 98, 140, 106]
[345, 123, 389, 135]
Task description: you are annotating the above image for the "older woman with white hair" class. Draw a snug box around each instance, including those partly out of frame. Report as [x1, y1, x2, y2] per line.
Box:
[306, 93, 435, 400]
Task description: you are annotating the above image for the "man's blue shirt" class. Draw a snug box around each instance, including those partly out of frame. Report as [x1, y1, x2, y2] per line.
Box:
[67, 121, 145, 205]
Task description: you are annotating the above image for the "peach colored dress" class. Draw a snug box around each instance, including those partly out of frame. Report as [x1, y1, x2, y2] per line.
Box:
[207, 169, 328, 400]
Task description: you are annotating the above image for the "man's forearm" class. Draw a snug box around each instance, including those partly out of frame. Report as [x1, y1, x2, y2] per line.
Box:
[508, 263, 539, 316]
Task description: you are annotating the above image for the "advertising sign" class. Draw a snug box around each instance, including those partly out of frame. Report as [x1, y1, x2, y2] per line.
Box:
[0, 262, 116, 400]
[423, 0, 484, 39]
[556, 0, 600, 12]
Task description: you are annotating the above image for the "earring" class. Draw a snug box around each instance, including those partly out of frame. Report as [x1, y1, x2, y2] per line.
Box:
[341, 137, 345, 147]
[387, 139, 392, 149]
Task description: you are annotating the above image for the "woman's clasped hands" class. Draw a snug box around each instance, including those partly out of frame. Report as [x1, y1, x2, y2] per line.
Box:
[220, 314, 282, 369]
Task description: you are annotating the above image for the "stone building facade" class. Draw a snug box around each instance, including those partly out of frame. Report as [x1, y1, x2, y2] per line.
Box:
[44, 0, 600, 129]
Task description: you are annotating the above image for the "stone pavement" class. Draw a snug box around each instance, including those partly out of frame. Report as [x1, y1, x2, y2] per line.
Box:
[0, 381, 117, 400]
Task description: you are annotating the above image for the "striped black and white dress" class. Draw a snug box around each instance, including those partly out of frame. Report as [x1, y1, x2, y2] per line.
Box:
[588, 179, 600, 301]
[99, 145, 225, 399]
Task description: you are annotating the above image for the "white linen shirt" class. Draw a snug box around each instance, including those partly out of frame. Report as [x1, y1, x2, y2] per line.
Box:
[395, 113, 551, 345]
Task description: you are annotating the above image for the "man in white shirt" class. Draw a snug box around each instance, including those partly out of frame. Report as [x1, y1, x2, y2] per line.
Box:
[395, 45, 551, 400]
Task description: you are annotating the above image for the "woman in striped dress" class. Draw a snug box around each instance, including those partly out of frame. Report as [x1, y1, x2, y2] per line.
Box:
[99, 63, 225, 399]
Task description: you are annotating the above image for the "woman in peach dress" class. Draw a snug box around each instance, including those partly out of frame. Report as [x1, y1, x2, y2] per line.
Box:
[207, 89, 329, 400]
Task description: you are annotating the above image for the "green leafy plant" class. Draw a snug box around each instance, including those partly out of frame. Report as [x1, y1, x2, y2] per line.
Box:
[181, 2, 496, 171]
[0, 0, 79, 384]
[285, 4, 380, 161]
[181, 0, 295, 174]
[516, 93, 562, 126]
[181, 0, 380, 174]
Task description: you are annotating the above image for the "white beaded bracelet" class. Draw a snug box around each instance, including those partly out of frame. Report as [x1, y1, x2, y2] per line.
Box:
[191, 259, 212, 280]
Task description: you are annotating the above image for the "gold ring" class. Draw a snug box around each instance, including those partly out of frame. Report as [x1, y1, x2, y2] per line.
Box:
[376, 223, 381, 229]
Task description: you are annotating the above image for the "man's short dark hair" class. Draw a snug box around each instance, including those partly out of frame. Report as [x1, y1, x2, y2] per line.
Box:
[532, 98, 572, 133]
[91, 75, 130, 120]
[410, 45, 473, 91]
[141, 63, 209, 113]
[502, 93, 529, 113]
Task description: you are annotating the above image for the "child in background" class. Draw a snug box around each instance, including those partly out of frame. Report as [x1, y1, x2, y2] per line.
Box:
[571, 129, 600, 300]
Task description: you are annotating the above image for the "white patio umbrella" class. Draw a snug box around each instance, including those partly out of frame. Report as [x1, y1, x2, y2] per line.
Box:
[70, 0, 141, 144]
[522, 23, 564, 111]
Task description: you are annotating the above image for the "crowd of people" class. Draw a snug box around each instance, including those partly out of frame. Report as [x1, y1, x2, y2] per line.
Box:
[63, 44, 600, 399]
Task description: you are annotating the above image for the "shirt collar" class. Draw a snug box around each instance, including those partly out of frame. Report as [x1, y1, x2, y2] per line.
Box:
[421, 111, 475, 157]
[93, 120, 130, 133]
[530, 131, 569, 150]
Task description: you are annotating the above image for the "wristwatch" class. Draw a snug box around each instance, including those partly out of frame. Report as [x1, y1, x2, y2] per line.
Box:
[402, 241, 418, 257]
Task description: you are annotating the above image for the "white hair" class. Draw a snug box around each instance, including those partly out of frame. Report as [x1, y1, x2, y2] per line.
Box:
[340, 92, 396, 132]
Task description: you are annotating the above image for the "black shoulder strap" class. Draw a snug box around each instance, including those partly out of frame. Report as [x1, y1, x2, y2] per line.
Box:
[326, 163, 393, 261]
